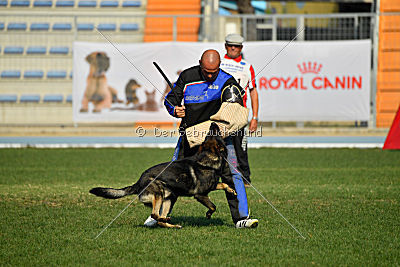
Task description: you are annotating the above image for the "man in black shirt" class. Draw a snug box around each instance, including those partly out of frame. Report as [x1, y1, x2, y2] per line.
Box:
[161, 49, 258, 228]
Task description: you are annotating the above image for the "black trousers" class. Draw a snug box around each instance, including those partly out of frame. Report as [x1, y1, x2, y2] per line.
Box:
[231, 128, 251, 183]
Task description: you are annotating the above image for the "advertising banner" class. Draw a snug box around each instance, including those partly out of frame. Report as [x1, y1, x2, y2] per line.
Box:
[73, 40, 370, 122]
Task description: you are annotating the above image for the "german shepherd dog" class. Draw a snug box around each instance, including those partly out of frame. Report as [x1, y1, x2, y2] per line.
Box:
[90, 123, 236, 228]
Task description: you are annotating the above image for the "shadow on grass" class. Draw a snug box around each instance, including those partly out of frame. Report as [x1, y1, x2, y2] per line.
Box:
[129, 216, 225, 228]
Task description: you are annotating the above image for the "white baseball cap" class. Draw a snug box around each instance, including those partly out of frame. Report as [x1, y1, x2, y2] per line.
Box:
[225, 34, 244, 45]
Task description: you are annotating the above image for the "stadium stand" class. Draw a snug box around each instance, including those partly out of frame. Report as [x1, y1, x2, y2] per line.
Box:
[7, 22, 27, 30]
[10, 0, 30, 6]
[33, 0, 52, 7]
[0, 94, 18, 103]
[20, 94, 40, 102]
[144, 0, 201, 42]
[43, 94, 63, 102]
[26, 46, 46, 54]
[49, 46, 69, 54]
[66, 94, 72, 103]
[52, 23, 72, 31]
[377, 0, 400, 127]
[78, 0, 97, 7]
[47, 70, 67, 78]
[1, 70, 21, 78]
[122, 0, 140, 7]
[55, 0, 74, 7]
[100, 0, 118, 7]
[97, 23, 116, 31]
[24, 70, 44, 78]
[4, 46, 24, 54]
[30, 23, 50, 31]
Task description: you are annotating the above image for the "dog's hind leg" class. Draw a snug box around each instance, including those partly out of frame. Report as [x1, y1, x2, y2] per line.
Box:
[216, 183, 237, 195]
[157, 199, 182, 229]
[194, 195, 217, 219]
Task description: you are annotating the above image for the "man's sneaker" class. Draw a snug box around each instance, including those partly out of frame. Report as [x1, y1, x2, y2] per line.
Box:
[235, 218, 259, 229]
[143, 215, 157, 227]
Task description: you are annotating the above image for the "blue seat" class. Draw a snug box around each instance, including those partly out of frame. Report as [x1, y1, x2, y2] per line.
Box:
[27, 46, 46, 54]
[43, 94, 63, 102]
[97, 23, 116, 31]
[52, 23, 72, 31]
[77, 23, 94, 31]
[78, 0, 96, 7]
[122, 0, 140, 7]
[24, 70, 44, 78]
[33, 0, 52, 6]
[47, 70, 67, 78]
[1, 70, 21, 78]
[120, 23, 139, 31]
[30, 23, 50, 31]
[10, 0, 29, 6]
[0, 23, 4, 30]
[49, 46, 69, 54]
[0, 0, 7, 6]
[7, 23, 27, 30]
[66, 94, 72, 103]
[69, 71, 73, 78]
[0, 94, 18, 103]
[55, 0, 73, 6]
[20, 94, 40, 103]
[4, 46, 24, 54]
[100, 0, 117, 7]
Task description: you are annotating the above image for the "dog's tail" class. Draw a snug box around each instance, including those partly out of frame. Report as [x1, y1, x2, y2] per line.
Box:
[89, 184, 140, 199]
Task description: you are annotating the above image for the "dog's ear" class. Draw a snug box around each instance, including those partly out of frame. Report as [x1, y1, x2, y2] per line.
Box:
[97, 52, 110, 72]
[86, 52, 95, 64]
[207, 122, 220, 138]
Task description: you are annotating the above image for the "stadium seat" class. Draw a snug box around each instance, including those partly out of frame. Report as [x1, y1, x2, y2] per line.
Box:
[120, 23, 139, 31]
[4, 46, 24, 54]
[97, 23, 116, 31]
[0, 23, 4, 30]
[7, 23, 27, 30]
[55, 0, 73, 6]
[0, 94, 18, 103]
[122, 0, 140, 7]
[33, 0, 52, 6]
[49, 46, 69, 54]
[52, 23, 72, 31]
[10, 0, 30, 6]
[69, 71, 73, 78]
[77, 23, 94, 31]
[30, 23, 50, 31]
[24, 70, 44, 78]
[0, 0, 7, 6]
[47, 70, 67, 78]
[43, 94, 63, 102]
[78, 0, 96, 7]
[27, 46, 46, 54]
[20, 94, 40, 103]
[66, 94, 72, 103]
[100, 0, 118, 7]
[1, 70, 21, 78]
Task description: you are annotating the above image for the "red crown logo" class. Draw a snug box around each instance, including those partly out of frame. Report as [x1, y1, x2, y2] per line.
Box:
[297, 62, 322, 74]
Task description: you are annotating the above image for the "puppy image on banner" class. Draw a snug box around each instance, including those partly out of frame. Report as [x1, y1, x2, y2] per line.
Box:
[80, 51, 119, 113]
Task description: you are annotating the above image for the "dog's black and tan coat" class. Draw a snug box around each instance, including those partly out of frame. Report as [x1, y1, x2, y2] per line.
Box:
[90, 123, 237, 228]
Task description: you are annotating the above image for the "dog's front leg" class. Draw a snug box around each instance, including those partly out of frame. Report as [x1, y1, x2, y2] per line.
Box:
[194, 195, 217, 219]
[157, 199, 182, 229]
[216, 183, 237, 195]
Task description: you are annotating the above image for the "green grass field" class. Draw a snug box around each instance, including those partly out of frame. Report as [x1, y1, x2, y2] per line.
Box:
[0, 148, 399, 265]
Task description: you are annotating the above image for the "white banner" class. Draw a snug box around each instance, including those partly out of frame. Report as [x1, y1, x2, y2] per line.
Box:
[73, 40, 370, 122]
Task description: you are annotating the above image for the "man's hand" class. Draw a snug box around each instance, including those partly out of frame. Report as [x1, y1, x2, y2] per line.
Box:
[174, 105, 185, 118]
[249, 119, 258, 132]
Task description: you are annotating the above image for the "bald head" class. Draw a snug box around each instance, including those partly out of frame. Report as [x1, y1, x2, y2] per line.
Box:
[199, 49, 220, 82]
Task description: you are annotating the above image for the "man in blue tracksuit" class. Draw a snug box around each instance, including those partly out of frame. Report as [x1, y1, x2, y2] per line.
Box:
[157, 49, 258, 228]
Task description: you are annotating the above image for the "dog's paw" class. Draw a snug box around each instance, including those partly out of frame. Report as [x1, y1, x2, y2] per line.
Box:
[79, 108, 88, 113]
[206, 210, 215, 219]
